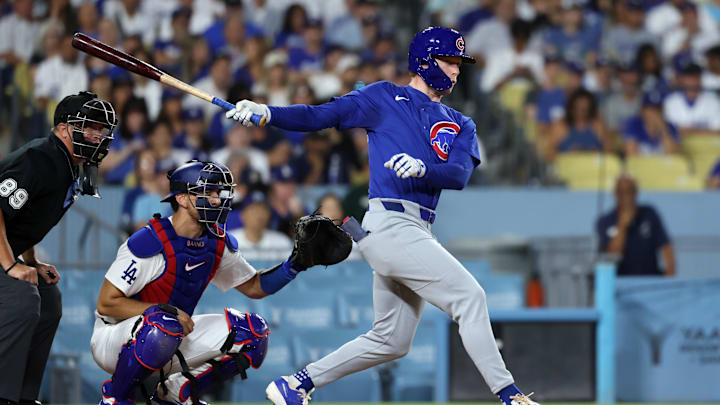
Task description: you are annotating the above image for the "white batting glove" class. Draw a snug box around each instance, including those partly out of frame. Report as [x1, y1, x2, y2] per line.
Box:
[225, 99, 271, 127]
[384, 153, 426, 178]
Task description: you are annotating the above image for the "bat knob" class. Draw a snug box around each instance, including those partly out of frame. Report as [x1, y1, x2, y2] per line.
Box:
[251, 114, 267, 127]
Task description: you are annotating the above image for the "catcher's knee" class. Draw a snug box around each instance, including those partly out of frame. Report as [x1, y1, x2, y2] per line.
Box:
[134, 304, 185, 369]
[224, 308, 270, 368]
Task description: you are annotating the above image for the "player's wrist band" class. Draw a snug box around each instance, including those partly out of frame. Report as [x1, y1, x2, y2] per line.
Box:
[259, 261, 297, 295]
[3, 261, 18, 273]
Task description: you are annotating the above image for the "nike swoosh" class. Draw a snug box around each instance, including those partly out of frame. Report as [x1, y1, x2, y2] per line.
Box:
[395, 95, 409, 101]
[162, 315, 176, 321]
[185, 261, 205, 271]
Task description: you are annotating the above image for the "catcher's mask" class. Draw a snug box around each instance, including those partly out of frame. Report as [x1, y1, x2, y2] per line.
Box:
[162, 160, 236, 237]
[55, 91, 117, 166]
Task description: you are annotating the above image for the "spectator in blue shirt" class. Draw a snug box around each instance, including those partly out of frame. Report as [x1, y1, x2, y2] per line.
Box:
[551, 87, 608, 160]
[287, 18, 326, 73]
[274, 3, 308, 49]
[622, 91, 680, 156]
[100, 97, 148, 185]
[708, 158, 720, 189]
[596, 174, 675, 276]
[203, 0, 263, 55]
[541, 0, 600, 63]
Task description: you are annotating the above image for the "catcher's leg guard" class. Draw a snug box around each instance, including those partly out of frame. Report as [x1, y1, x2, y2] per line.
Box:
[103, 305, 184, 404]
[159, 309, 269, 405]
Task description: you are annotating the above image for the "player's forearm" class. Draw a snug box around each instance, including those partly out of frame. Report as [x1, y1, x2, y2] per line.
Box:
[268, 104, 343, 131]
[423, 162, 472, 189]
[21, 246, 37, 266]
[0, 210, 17, 269]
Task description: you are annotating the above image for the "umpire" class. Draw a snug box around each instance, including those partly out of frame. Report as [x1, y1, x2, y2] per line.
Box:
[0, 91, 117, 405]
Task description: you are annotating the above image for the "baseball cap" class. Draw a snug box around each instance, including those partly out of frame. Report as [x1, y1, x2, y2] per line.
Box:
[271, 164, 296, 183]
[54, 91, 98, 126]
[172, 7, 192, 20]
[642, 91, 664, 107]
[565, 59, 585, 74]
[161, 88, 183, 102]
[182, 106, 205, 121]
[673, 53, 702, 75]
[263, 50, 288, 69]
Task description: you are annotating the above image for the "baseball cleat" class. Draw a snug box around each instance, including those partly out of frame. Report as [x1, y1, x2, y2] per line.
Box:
[509, 392, 540, 405]
[99, 380, 134, 405]
[266, 376, 314, 405]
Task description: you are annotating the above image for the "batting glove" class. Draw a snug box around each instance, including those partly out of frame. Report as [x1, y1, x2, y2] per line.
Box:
[384, 153, 426, 178]
[225, 99, 271, 127]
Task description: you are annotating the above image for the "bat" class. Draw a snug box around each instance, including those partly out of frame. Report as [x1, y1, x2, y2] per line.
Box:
[71, 32, 266, 126]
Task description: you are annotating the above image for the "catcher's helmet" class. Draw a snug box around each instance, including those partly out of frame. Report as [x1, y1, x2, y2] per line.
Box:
[408, 27, 475, 91]
[54, 91, 117, 165]
[162, 160, 236, 237]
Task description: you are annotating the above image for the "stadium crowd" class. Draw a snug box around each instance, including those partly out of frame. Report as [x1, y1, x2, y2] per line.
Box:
[1, 0, 720, 243]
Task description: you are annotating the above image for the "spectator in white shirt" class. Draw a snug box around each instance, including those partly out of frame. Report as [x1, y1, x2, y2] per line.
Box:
[701, 45, 720, 91]
[661, 2, 720, 62]
[103, 0, 157, 46]
[33, 34, 89, 107]
[646, 0, 716, 38]
[466, 0, 516, 66]
[481, 19, 544, 92]
[0, 0, 41, 67]
[663, 58, 720, 135]
[183, 53, 232, 120]
[230, 200, 294, 261]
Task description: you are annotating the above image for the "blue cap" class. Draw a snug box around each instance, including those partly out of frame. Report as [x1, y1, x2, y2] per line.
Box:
[172, 6, 192, 20]
[642, 91, 663, 107]
[673, 52, 702, 75]
[162, 88, 183, 102]
[271, 164, 296, 183]
[625, 0, 644, 10]
[565, 59, 585, 74]
[182, 106, 205, 121]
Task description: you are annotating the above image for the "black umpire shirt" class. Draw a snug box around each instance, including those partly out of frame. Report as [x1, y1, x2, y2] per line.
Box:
[0, 134, 79, 257]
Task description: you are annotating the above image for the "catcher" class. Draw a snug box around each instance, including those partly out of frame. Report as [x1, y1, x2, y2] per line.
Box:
[90, 160, 351, 405]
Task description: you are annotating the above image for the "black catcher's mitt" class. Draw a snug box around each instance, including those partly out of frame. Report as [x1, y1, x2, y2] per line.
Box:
[291, 214, 353, 269]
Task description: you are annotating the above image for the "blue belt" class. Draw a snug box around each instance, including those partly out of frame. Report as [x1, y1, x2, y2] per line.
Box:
[380, 201, 436, 224]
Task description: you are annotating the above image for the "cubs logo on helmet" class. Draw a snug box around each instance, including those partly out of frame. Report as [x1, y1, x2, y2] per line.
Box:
[456, 37, 465, 52]
[429, 121, 460, 161]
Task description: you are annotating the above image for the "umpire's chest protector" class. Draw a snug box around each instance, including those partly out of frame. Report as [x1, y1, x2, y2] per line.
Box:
[128, 217, 225, 316]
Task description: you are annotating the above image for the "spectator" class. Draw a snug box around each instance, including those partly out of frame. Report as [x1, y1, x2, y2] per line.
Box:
[88, 68, 113, 102]
[661, 2, 720, 62]
[184, 36, 211, 83]
[268, 165, 306, 237]
[663, 57, 720, 136]
[152, 6, 193, 76]
[596, 174, 675, 276]
[457, 0, 495, 34]
[635, 43, 671, 95]
[243, 0, 284, 42]
[540, 0, 599, 64]
[211, 124, 270, 183]
[583, 56, 613, 101]
[600, 0, 658, 63]
[292, 131, 333, 184]
[221, 13, 248, 73]
[288, 18, 326, 74]
[183, 53, 232, 119]
[174, 106, 210, 161]
[274, 3, 308, 49]
[256, 50, 291, 106]
[229, 200, 293, 261]
[109, 73, 134, 118]
[76, 2, 100, 38]
[0, 0, 41, 69]
[101, 97, 148, 185]
[33, 34, 89, 108]
[326, 0, 378, 51]
[622, 91, 680, 155]
[146, 119, 186, 173]
[234, 35, 267, 87]
[120, 149, 157, 234]
[601, 61, 641, 138]
[466, 0, 516, 66]
[701, 44, 720, 91]
[103, 0, 156, 46]
[533, 55, 567, 128]
[131, 157, 173, 232]
[336, 53, 362, 95]
[203, 0, 263, 54]
[550, 88, 609, 160]
[646, 0, 716, 39]
[158, 88, 185, 138]
[481, 19, 544, 92]
[707, 158, 720, 188]
[131, 48, 163, 120]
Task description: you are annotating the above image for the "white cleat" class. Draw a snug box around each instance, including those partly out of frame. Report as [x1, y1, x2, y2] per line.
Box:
[266, 376, 314, 405]
[509, 392, 540, 405]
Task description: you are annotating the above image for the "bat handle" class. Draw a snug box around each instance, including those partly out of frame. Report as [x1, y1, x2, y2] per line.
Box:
[211, 97, 267, 127]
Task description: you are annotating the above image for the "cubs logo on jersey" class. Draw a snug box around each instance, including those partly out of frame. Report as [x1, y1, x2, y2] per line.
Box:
[429, 121, 460, 161]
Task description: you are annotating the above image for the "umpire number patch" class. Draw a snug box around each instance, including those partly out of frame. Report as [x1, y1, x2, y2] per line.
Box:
[0, 178, 28, 209]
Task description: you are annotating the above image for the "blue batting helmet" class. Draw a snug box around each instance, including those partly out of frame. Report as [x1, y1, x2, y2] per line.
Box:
[162, 160, 236, 237]
[408, 27, 475, 91]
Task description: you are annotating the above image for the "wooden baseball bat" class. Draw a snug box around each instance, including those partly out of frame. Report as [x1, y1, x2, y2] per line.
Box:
[71, 32, 266, 126]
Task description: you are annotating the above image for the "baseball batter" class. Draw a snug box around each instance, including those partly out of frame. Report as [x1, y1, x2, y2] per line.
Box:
[226, 27, 540, 405]
[92, 161, 317, 405]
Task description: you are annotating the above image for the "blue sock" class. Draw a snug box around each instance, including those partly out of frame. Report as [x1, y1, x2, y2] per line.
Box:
[497, 383, 522, 405]
[291, 368, 315, 392]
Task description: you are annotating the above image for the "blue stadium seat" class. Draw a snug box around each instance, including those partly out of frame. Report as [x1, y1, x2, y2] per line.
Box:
[291, 329, 381, 402]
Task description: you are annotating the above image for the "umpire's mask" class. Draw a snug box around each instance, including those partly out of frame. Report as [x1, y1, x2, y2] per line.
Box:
[56, 91, 118, 166]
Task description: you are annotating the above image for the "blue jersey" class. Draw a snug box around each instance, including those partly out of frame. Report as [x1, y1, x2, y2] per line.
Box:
[268, 81, 482, 210]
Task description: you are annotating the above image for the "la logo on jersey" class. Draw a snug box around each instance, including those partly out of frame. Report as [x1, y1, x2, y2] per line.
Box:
[429, 121, 459, 161]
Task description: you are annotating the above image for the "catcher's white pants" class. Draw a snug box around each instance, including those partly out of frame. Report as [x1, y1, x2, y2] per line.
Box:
[305, 198, 515, 394]
[91, 312, 232, 403]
